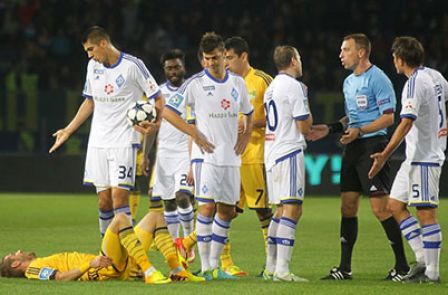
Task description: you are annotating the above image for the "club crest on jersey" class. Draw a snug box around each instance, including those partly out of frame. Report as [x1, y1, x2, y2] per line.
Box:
[231, 88, 238, 101]
[104, 84, 114, 95]
[115, 74, 125, 88]
[168, 94, 184, 108]
[201, 184, 208, 194]
[203, 85, 215, 96]
[149, 82, 157, 92]
[221, 98, 231, 110]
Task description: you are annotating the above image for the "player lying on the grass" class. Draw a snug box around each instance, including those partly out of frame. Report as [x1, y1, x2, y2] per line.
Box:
[0, 211, 204, 284]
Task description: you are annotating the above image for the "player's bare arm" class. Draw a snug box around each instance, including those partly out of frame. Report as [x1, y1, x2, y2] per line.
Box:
[296, 114, 313, 136]
[49, 98, 94, 153]
[55, 255, 112, 281]
[234, 112, 253, 155]
[368, 117, 413, 179]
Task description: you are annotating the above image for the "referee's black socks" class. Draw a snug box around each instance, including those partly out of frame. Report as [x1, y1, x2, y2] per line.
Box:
[339, 216, 358, 272]
[381, 217, 409, 272]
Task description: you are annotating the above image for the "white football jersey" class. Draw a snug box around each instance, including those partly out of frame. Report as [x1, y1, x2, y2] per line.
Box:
[264, 73, 310, 171]
[166, 69, 253, 166]
[158, 82, 189, 157]
[83, 52, 160, 148]
[400, 66, 447, 164]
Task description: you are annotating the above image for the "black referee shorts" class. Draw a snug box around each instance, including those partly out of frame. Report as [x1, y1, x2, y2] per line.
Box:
[340, 135, 391, 197]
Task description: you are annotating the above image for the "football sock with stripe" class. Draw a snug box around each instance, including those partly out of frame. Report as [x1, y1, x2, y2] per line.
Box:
[275, 217, 296, 275]
[164, 209, 180, 239]
[196, 214, 213, 271]
[210, 216, 231, 270]
[399, 216, 425, 264]
[422, 223, 442, 280]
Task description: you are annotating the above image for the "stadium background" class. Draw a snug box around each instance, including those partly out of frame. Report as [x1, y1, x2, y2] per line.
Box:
[0, 0, 447, 194]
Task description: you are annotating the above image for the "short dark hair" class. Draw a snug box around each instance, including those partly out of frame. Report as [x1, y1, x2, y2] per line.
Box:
[344, 33, 371, 57]
[0, 256, 25, 278]
[81, 25, 111, 44]
[199, 32, 225, 54]
[160, 49, 185, 66]
[273, 45, 297, 71]
[225, 36, 249, 56]
[391, 36, 424, 68]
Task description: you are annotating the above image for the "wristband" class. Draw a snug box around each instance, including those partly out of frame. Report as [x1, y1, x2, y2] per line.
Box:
[327, 122, 344, 134]
[78, 262, 91, 274]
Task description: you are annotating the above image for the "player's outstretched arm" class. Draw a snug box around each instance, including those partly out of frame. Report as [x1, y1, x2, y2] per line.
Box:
[49, 98, 94, 153]
[368, 117, 413, 179]
[54, 255, 112, 281]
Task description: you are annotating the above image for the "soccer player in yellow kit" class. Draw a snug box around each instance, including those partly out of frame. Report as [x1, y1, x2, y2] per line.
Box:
[0, 211, 204, 283]
[223, 36, 273, 276]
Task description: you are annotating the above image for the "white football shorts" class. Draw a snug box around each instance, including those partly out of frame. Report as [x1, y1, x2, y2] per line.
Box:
[266, 150, 305, 205]
[152, 156, 193, 200]
[83, 146, 137, 191]
[194, 161, 240, 205]
[390, 161, 441, 208]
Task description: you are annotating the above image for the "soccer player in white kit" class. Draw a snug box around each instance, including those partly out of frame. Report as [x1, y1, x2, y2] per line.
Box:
[369, 36, 447, 283]
[152, 49, 195, 239]
[262, 46, 313, 282]
[49, 26, 164, 237]
[163, 32, 253, 280]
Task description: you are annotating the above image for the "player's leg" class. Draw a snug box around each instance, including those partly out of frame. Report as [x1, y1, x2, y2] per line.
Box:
[135, 211, 204, 282]
[110, 147, 139, 224]
[369, 195, 409, 280]
[270, 152, 307, 282]
[208, 165, 238, 280]
[107, 212, 170, 284]
[129, 149, 145, 224]
[406, 163, 442, 283]
[192, 161, 216, 277]
[360, 137, 409, 280]
[153, 157, 180, 239]
[84, 147, 114, 237]
[174, 159, 195, 237]
[322, 141, 361, 280]
[388, 162, 426, 279]
[98, 188, 114, 237]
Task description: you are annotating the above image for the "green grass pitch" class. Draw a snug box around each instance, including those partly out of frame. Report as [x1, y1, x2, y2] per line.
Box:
[0, 193, 446, 294]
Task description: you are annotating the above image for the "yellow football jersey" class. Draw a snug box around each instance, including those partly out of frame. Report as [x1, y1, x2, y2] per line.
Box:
[241, 67, 272, 164]
[25, 252, 137, 281]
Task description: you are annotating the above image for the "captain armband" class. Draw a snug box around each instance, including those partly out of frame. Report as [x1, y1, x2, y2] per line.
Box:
[327, 122, 344, 134]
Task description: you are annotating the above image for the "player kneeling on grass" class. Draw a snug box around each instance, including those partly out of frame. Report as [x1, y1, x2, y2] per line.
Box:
[0, 211, 204, 284]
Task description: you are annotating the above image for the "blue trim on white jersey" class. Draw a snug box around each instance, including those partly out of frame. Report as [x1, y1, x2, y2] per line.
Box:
[400, 114, 417, 121]
[148, 89, 161, 100]
[123, 53, 150, 79]
[243, 109, 254, 116]
[83, 93, 93, 99]
[178, 70, 206, 94]
[104, 52, 124, 69]
[191, 159, 204, 163]
[204, 68, 229, 83]
[293, 114, 310, 121]
[275, 149, 302, 164]
[407, 68, 424, 98]
[410, 162, 440, 167]
[165, 81, 179, 92]
[165, 104, 182, 115]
